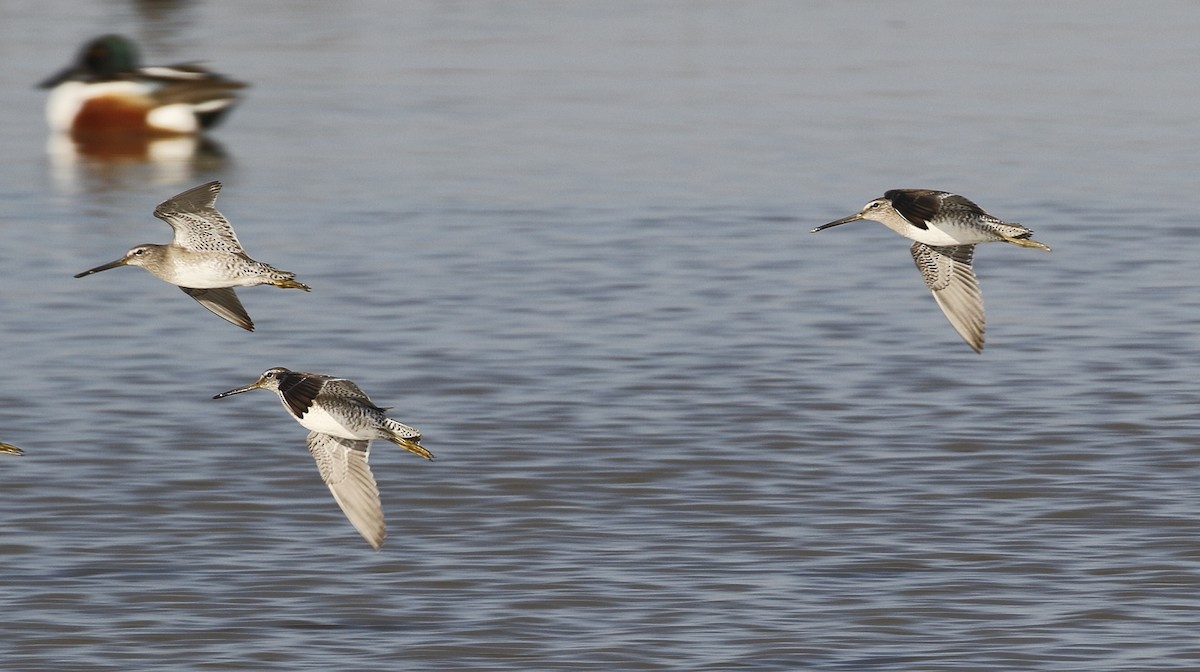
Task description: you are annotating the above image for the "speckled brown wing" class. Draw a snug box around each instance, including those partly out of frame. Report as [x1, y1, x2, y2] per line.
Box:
[319, 378, 388, 412]
[306, 432, 384, 550]
[153, 181, 246, 254]
[910, 242, 985, 352]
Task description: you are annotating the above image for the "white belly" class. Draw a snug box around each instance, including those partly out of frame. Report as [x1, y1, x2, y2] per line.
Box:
[294, 404, 373, 440]
[902, 222, 990, 247]
[162, 253, 258, 288]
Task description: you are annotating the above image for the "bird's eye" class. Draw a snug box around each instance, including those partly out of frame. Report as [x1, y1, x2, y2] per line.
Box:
[133, 249, 144, 255]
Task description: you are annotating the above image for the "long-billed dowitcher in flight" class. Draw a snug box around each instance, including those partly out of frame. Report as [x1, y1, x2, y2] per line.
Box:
[214, 368, 433, 550]
[813, 189, 1050, 352]
[74, 181, 309, 331]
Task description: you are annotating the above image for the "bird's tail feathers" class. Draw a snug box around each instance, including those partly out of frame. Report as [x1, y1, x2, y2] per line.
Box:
[269, 271, 311, 291]
[1004, 235, 1052, 251]
[384, 419, 433, 460]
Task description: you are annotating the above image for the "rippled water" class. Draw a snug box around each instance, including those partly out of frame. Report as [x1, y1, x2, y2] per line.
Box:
[2, 1, 1200, 670]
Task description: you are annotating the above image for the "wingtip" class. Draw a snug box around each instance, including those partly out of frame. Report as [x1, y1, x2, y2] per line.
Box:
[229, 315, 254, 331]
[951, 327, 984, 353]
[360, 525, 386, 551]
[957, 327, 985, 354]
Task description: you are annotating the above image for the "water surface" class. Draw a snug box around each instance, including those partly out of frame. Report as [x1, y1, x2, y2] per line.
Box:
[1, 2, 1199, 670]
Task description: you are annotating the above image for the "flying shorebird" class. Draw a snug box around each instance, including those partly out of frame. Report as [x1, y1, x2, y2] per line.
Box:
[813, 189, 1050, 352]
[74, 181, 309, 331]
[214, 367, 434, 550]
[0, 442, 23, 456]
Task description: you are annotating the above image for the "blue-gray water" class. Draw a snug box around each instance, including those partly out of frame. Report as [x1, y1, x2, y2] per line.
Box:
[2, 1, 1199, 670]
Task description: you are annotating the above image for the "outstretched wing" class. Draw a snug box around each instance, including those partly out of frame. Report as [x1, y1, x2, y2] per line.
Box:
[274, 371, 335, 419]
[307, 432, 385, 550]
[910, 243, 984, 352]
[178, 286, 253, 331]
[154, 181, 245, 254]
[320, 378, 388, 412]
[886, 189, 997, 230]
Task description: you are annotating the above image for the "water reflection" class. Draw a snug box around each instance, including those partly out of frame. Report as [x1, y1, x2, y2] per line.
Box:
[46, 132, 230, 192]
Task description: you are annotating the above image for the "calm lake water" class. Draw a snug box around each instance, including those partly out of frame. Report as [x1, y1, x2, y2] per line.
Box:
[2, 1, 1199, 670]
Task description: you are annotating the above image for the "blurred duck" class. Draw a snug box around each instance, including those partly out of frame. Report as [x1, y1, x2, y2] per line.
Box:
[40, 34, 245, 137]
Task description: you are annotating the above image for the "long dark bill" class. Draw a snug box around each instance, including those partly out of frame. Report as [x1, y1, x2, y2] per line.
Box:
[811, 213, 863, 234]
[74, 258, 128, 278]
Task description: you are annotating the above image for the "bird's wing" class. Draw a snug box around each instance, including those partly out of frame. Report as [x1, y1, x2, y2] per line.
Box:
[886, 189, 995, 230]
[934, 192, 1004, 225]
[275, 371, 334, 419]
[307, 432, 385, 550]
[153, 181, 245, 254]
[910, 243, 984, 352]
[884, 189, 944, 228]
[320, 378, 386, 411]
[138, 63, 246, 101]
[178, 286, 253, 331]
